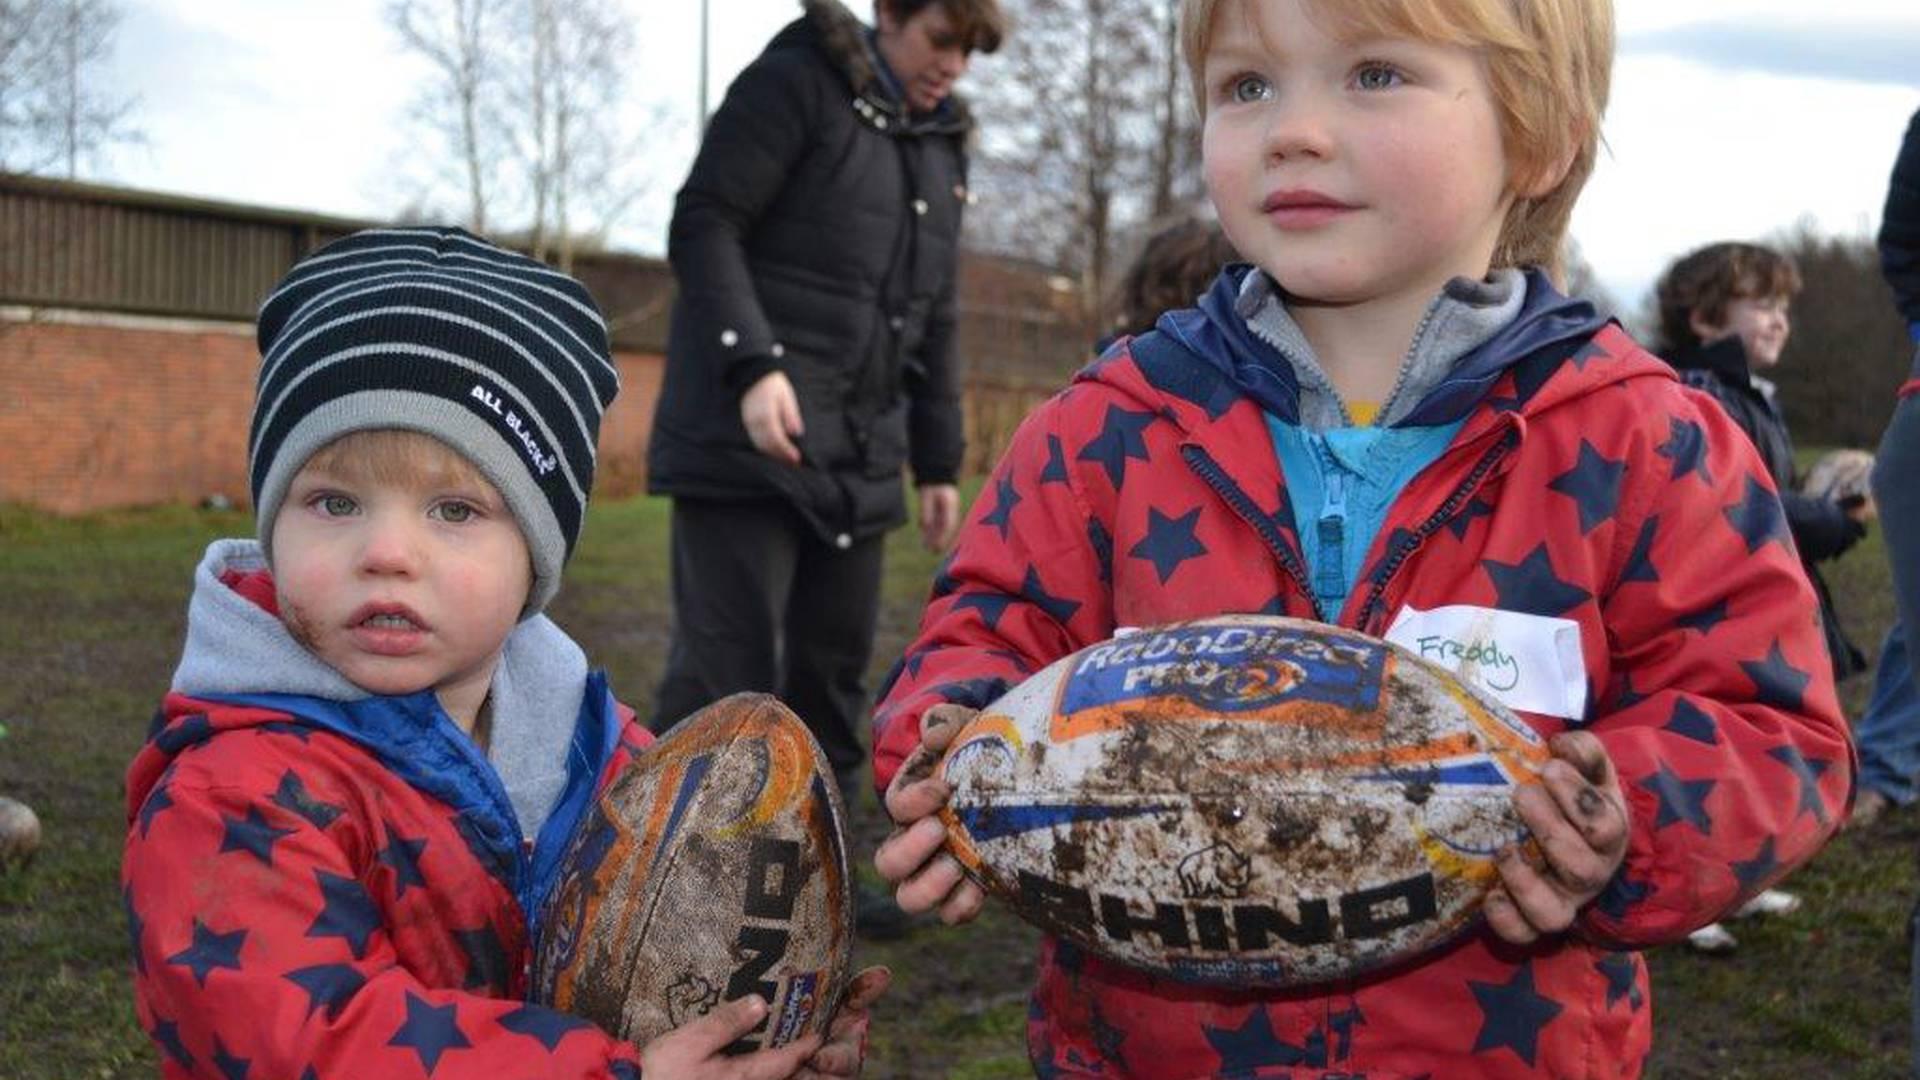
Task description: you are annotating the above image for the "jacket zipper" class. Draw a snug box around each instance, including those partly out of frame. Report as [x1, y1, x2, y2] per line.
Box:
[1182, 444, 1327, 623]
[1314, 439, 1350, 611]
[1353, 426, 1519, 632]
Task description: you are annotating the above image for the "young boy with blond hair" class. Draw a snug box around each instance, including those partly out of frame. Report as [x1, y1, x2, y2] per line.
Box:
[871, 0, 1852, 1075]
[123, 228, 879, 1079]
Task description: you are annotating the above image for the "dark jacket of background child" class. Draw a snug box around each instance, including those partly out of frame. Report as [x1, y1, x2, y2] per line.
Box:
[1668, 339, 1867, 678]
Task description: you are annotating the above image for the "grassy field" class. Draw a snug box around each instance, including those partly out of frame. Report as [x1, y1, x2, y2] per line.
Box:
[1, 493, 1913, 1078]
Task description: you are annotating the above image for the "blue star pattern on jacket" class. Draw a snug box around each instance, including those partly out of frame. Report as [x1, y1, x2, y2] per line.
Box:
[1665, 699, 1720, 745]
[125, 885, 147, 976]
[272, 770, 343, 830]
[1619, 515, 1660, 584]
[953, 590, 1015, 631]
[1546, 441, 1625, 535]
[1021, 565, 1082, 625]
[1767, 744, 1832, 826]
[212, 1036, 251, 1080]
[286, 962, 368, 1021]
[137, 783, 175, 839]
[1445, 496, 1496, 540]
[308, 870, 383, 958]
[152, 1016, 196, 1069]
[155, 712, 215, 754]
[1724, 474, 1790, 553]
[1733, 836, 1782, 893]
[1656, 415, 1713, 485]
[929, 677, 1014, 710]
[1203, 1006, 1291, 1072]
[1482, 544, 1591, 617]
[221, 806, 297, 866]
[377, 828, 430, 898]
[168, 918, 248, 987]
[499, 1003, 592, 1051]
[388, 991, 471, 1074]
[1640, 762, 1716, 833]
[456, 923, 509, 992]
[1087, 517, 1115, 585]
[1076, 404, 1155, 489]
[1594, 953, 1643, 1011]
[1676, 598, 1730, 635]
[983, 474, 1022, 539]
[1594, 868, 1655, 920]
[1040, 434, 1070, 484]
[931, 550, 960, 599]
[1741, 641, 1811, 712]
[1128, 506, 1208, 584]
[1609, 673, 1648, 710]
[1469, 961, 1563, 1066]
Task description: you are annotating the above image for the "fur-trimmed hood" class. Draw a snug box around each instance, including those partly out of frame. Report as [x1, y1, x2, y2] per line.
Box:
[787, 0, 975, 135]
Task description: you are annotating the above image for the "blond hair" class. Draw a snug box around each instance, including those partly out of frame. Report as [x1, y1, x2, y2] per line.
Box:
[1179, 0, 1613, 277]
[300, 429, 497, 496]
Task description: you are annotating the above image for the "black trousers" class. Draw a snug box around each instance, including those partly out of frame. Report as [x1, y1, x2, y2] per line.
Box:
[652, 497, 885, 805]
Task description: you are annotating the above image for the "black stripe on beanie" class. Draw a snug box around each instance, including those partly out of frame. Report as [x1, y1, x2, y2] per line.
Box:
[252, 350, 588, 552]
[252, 295, 600, 501]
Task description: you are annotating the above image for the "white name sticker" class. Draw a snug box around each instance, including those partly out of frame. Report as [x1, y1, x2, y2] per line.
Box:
[1385, 604, 1587, 720]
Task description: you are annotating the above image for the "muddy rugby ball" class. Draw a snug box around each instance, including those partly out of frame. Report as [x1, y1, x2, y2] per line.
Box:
[533, 693, 853, 1051]
[936, 615, 1550, 988]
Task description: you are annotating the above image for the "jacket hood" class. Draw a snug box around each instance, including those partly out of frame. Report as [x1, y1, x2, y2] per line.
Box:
[779, 0, 975, 135]
[1117, 264, 1636, 432]
[138, 538, 598, 846]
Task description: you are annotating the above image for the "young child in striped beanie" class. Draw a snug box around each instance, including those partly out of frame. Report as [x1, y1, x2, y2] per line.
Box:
[122, 227, 878, 1079]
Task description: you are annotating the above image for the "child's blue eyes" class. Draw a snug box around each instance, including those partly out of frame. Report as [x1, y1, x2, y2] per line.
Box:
[1354, 64, 1402, 91]
[1221, 64, 1402, 105]
[1230, 75, 1273, 103]
[308, 493, 481, 522]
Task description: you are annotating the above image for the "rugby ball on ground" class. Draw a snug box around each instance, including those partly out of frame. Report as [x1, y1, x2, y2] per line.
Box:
[0, 796, 39, 872]
[533, 692, 853, 1051]
[936, 615, 1549, 988]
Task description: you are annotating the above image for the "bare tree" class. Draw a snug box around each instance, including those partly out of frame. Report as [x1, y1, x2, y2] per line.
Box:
[387, 0, 658, 266]
[506, 0, 637, 269]
[1767, 220, 1912, 448]
[967, 0, 1200, 324]
[389, 0, 502, 234]
[0, 0, 138, 177]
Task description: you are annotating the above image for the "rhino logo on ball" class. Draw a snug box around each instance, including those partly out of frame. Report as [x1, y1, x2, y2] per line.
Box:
[1178, 842, 1252, 900]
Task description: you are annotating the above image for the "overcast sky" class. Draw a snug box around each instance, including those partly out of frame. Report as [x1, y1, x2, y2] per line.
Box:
[92, 0, 1920, 312]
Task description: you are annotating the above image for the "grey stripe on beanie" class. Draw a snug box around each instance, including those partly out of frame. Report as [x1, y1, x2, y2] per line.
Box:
[250, 227, 618, 614]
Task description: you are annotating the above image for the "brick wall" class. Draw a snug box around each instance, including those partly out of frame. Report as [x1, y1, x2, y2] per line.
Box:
[0, 309, 662, 514]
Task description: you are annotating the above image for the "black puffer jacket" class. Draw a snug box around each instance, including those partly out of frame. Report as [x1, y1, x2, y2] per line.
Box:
[1882, 108, 1920, 328]
[1671, 337, 1867, 678]
[647, 0, 968, 544]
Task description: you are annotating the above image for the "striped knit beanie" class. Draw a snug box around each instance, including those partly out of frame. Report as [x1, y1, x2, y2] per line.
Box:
[249, 226, 619, 614]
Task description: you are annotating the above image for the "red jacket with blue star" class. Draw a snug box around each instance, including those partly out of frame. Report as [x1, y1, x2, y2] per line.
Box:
[871, 270, 1853, 1079]
[124, 545, 650, 1078]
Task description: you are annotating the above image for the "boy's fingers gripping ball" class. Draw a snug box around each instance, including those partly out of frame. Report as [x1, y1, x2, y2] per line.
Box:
[0, 796, 40, 872]
[534, 693, 854, 1052]
[933, 615, 1552, 988]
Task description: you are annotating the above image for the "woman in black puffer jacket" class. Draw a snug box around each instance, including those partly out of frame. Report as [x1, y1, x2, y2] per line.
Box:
[646, 0, 1003, 904]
